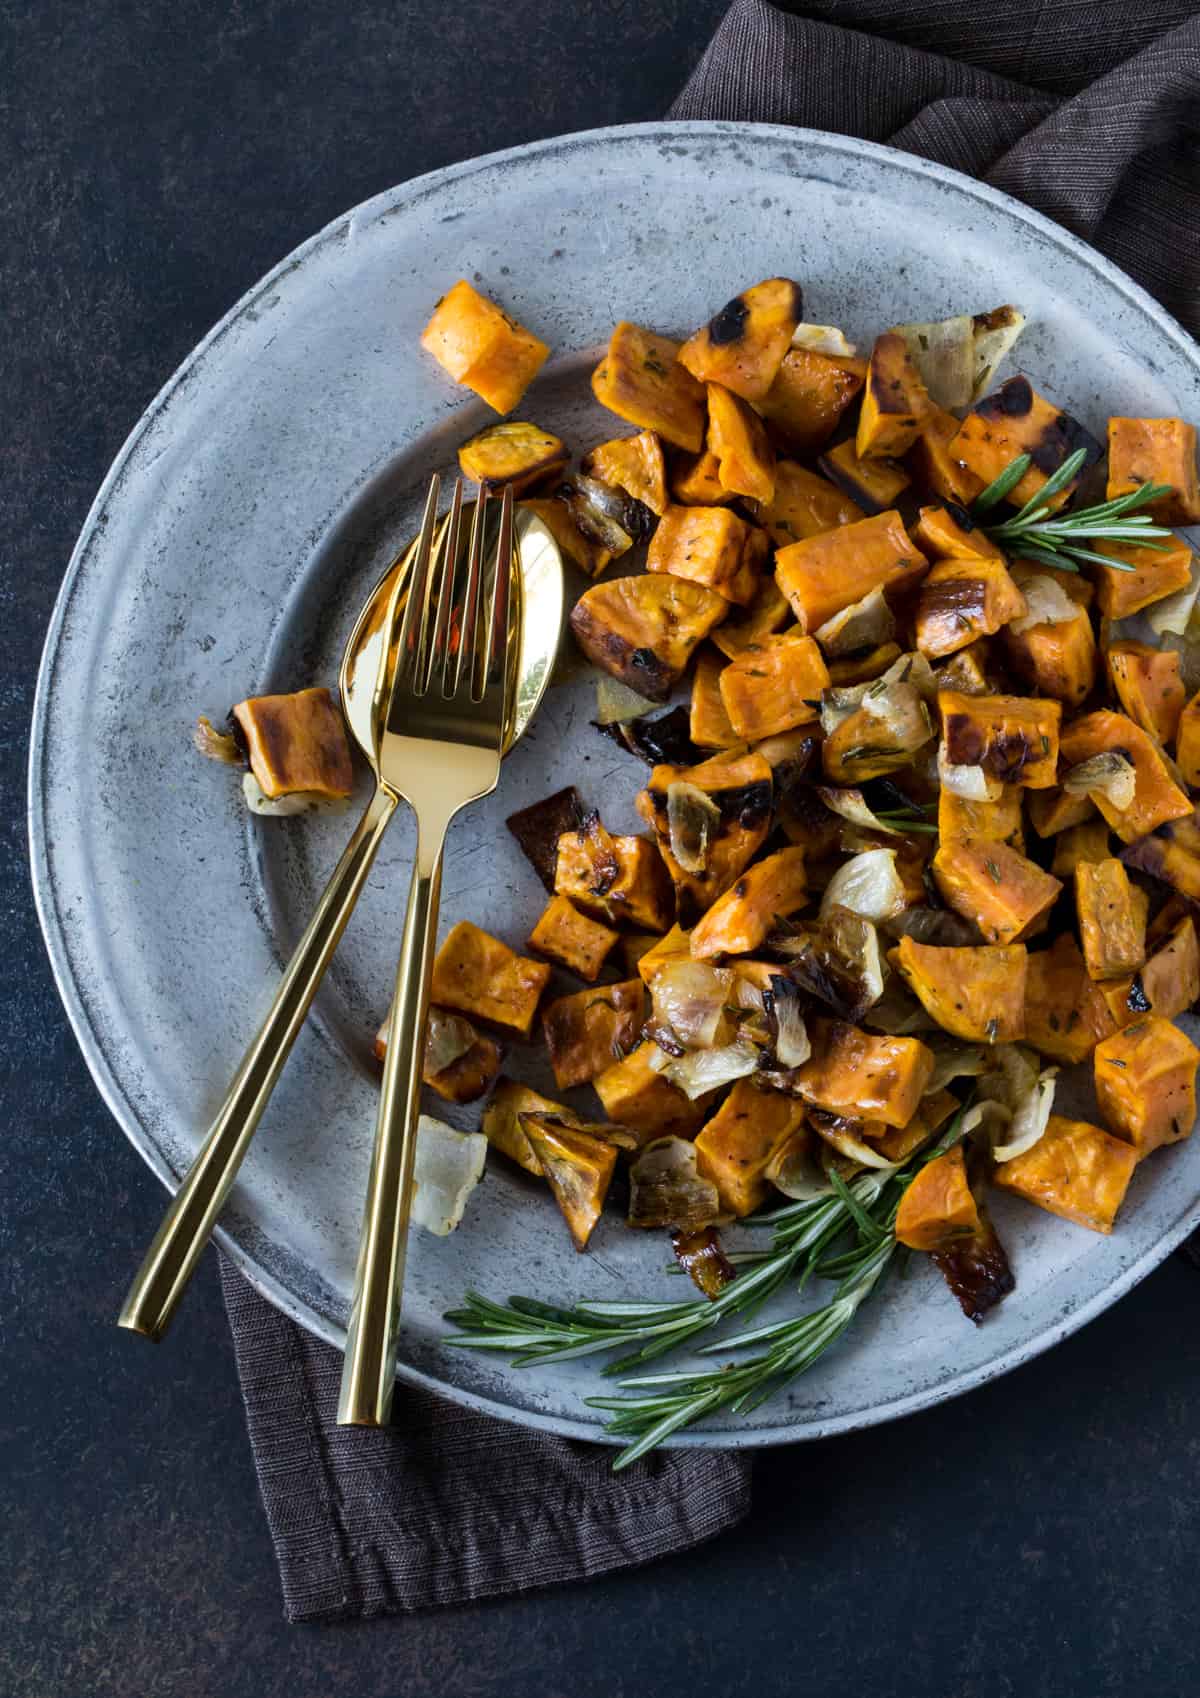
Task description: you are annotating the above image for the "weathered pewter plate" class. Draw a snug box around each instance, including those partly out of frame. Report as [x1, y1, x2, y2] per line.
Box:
[30, 123, 1200, 1448]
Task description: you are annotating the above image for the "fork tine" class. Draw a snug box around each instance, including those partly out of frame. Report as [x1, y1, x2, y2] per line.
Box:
[391, 475, 441, 701]
[451, 489, 489, 698]
[422, 478, 463, 697]
[481, 484, 515, 701]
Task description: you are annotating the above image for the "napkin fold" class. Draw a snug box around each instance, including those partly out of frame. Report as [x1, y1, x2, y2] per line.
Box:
[224, 0, 1200, 1622]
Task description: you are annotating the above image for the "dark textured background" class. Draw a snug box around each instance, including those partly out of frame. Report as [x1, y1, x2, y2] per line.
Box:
[5, 2, 1200, 1693]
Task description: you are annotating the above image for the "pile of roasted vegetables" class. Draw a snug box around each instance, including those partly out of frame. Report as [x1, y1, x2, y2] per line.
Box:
[199, 269, 1200, 1453]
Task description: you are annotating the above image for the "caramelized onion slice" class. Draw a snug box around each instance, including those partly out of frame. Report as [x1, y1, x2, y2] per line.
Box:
[1062, 751, 1137, 812]
[650, 959, 733, 1050]
[628, 1137, 721, 1230]
[820, 847, 907, 923]
[667, 780, 723, 875]
[651, 1033, 761, 1099]
[671, 1225, 736, 1298]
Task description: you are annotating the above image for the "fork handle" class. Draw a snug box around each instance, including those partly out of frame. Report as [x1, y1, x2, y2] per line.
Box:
[337, 825, 446, 1426]
[118, 783, 400, 1341]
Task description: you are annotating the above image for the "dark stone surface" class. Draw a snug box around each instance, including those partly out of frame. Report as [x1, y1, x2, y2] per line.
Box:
[3, 2, 1198, 1693]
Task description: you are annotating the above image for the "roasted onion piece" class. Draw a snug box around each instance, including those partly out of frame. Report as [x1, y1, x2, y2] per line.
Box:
[628, 1137, 721, 1230]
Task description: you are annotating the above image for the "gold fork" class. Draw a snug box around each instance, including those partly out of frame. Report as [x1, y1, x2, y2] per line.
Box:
[337, 480, 516, 1427]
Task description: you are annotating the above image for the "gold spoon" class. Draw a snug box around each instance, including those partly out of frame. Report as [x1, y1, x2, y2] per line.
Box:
[118, 490, 564, 1341]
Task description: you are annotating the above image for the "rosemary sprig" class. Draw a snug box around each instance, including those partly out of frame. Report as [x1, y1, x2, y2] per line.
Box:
[973, 449, 1175, 573]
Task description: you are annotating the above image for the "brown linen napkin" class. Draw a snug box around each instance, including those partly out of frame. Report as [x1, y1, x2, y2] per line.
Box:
[223, 0, 1200, 1623]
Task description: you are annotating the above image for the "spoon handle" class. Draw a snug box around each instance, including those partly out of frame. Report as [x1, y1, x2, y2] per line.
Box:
[118, 782, 400, 1341]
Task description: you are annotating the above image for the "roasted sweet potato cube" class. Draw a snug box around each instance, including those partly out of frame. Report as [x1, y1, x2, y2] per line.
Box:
[555, 817, 673, 932]
[937, 785, 1024, 851]
[994, 1113, 1136, 1234]
[677, 278, 804, 401]
[637, 750, 773, 923]
[710, 577, 791, 660]
[430, 921, 550, 1039]
[518, 497, 612, 578]
[1023, 934, 1116, 1063]
[775, 510, 929, 634]
[1075, 858, 1146, 981]
[826, 643, 904, 687]
[1027, 787, 1095, 838]
[582, 429, 668, 516]
[375, 1004, 502, 1104]
[1000, 562, 1096, 707]
[457, 421, 565, 492]
[689, 845, 808, 959]
[706, 382, 776, 503]
[752, 460, 863, 546]
[482, 1079, 580, 1175]
[818, 440, 911, 515]
[592, 1042, 708, 1145]
[1098, 916, 1200, 1030]
[1176, 690, 1200, 786]
[718, 633, 829, 740]
[870, 1088, 959, 1164]
[1051, 817, 1112, 878]
[670, 447, 734, 506]
[939, 690, 1060, 789]
[893, 937, 1026, 1042]
[935, 639, 993, 697]
[1122, 813, 1200, 902]
[912, 504, 1004, 563]
[757, 346, 867, 456]
[915, 558, 1028, 659]
[908, 406, 984, 506]
[856, 332, 932, 459]
[646, 505, 759, 606]
[821, 679, 935, 784]
[931, 836, 1062, 944]
[528, 894, 618, 981]
[232, 687, 353, 799]
[1106, 641, 1186, 745]
[895, 1144, 979, 1251]
[636, 922, 692, 985]
[1095, 1016, 1200, 1158]
[1107, 417, 1200, 526]
[421, 279, 549, 414]
[1090, 535, 1194, 618]
[690, 647, 740, 748]
[541, 979, 645, 1090]
[949, 377, 1101, 511]
[790, 1019, 934, 1128]
[523, 1118, 618, 1251]
[1059, 711, 1192, 842]
[693, 1079, 808, 1217]
[592, 323, 706, 451]
[569, 574, 728, 701]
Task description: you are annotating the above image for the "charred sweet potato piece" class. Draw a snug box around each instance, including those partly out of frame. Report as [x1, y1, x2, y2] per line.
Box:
[506, 786, 585, 892]
[912, 504, 1004, 563]
[1090, 535, 1194, 618]
[775, 510, 929, 634]
[931, 1211, 1016, 1324]
[1094, 1016, 1200, 1158]
[908, 406, 985, 506]
[1107, 417, 1200, 526]
[518, 496, 613, 578]
[939, 690, 1060, 789]
[693, 1079, 808, 1217]
[523, 1118, 618, 1251]
[856, 332, 932, 459]
[555, 816, 673, 932]
[1176, 690, 1200, 786]
[678, 278, 804, 401]
[1106, 641, 1186, 746]
[1121, 812, 1200, 902]
[1059, 711, 1192, 842]
[541, 979, 646, 1090]
[457, 421, 565, 492]
[569, 573, 727, 701]
[528, 894, 618, 982]
[914, 558, 1028, 659]
[893, 937, 1026, 1042]
[689, 845, 808, 959]
[791, 1019, 934, 1128]
[690, 647, 741, 748]
[1022, 934, 1116, 1063]
[592, 323, 706, 452]
[482, 1079, 580, 1175]
[421, 279, 549, 414]
[753, 460, 863, 546]
[895, 1144, 978, 1251]
[1051, 817, 1112, 878]
[1000, 562, 1096, 707]
[1075, 857, 1146, 980]
[646, 504, 759, 606]
[671, 448, 734, 506]
[757, 346, 867, 456]
[705, 382, 776, 503]
[818, 440, 911, 515]
[637, 750, 773, 922]
[582, 430, 668, 516]
[718, 633, 829, 740]
[949, 376, 1101, 511]
[232, 687, 353, 799]
[994, 1114, 1136, 1234]
[430, 921, 551, 1039]
[375, 1004, 502, 1104]
[937, 785, 1025, 851]
[1098, 916, 1200, 1030]
[710, 577, 792, 660]
[931, 836, 1062, 944]
[592, 1041, 709, 1145]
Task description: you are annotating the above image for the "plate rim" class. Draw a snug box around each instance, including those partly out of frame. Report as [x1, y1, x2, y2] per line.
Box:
[28, 117, 1200, 1449]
